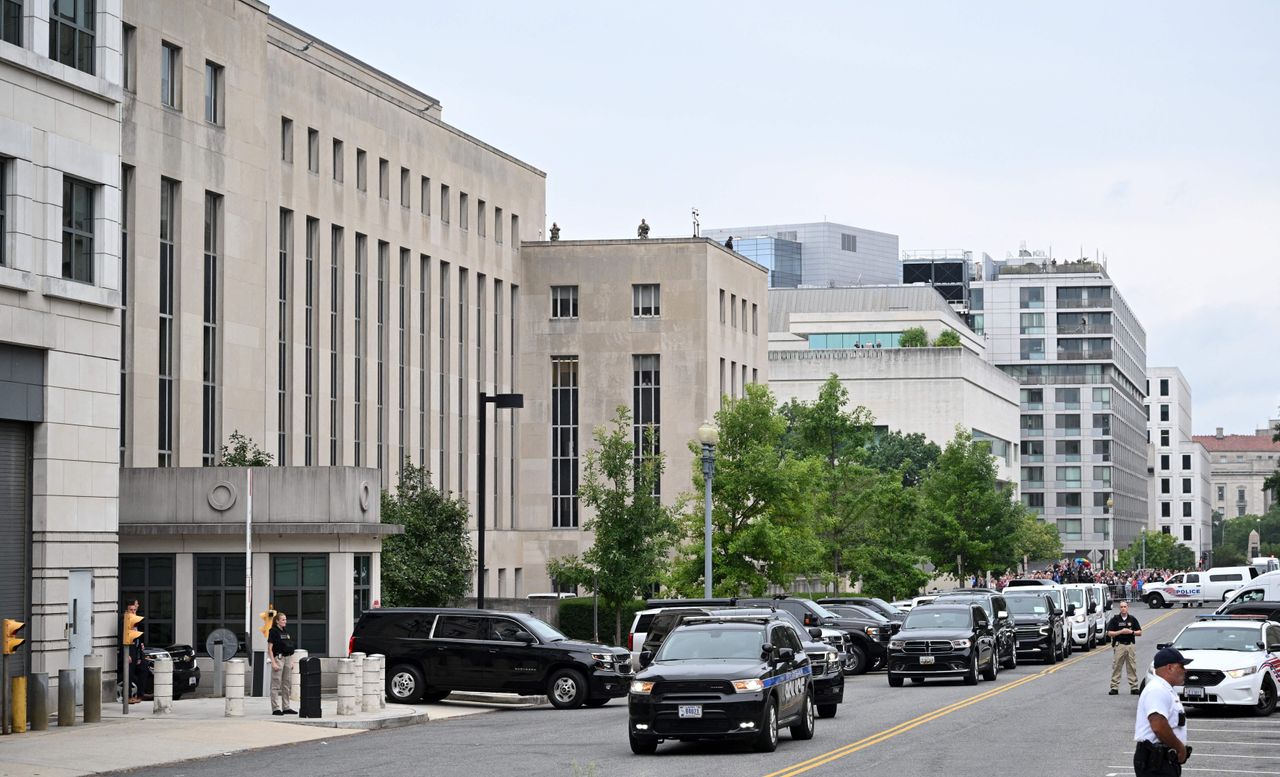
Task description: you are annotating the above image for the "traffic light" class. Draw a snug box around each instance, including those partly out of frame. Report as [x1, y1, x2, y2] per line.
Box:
[258, 605, 276, 640]
[2, 618, 23, 655]
[122, 612, 143, 645]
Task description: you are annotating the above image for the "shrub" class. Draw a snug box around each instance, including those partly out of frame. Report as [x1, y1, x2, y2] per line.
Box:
[558, 597, 649, 646]
[933, 329, 962, 347]
[899, 327, 928, 347]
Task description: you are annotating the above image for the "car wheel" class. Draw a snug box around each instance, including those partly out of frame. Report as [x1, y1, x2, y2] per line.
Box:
[964, 654, 979, 685]
[753, 698, 779, 752]
[817, 703, 838, 719]
[1147, 595, 1164, 609]
[981, 651, 998, 682]
[845, 645, 868, 676]
[386, 664, 425, 704]
[887, 672, 904, 688]
[629, 732, 659, 755]
[1088, 633, 1097, 650]
[584, 698, 610, 708]
[1254, 677, 1277, 717]
[1003, 643, 1017, 670]
[547, 668, 588, 710]
[1047, 641, 1058, 665]
[789, 692, 816, 741]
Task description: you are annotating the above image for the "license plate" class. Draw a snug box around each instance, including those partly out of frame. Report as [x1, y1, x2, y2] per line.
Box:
[1184, 686, 1205, 701]
[919, 656, 935, 665]
[678, 705, 702, 719]
[188, 677, 197, 686]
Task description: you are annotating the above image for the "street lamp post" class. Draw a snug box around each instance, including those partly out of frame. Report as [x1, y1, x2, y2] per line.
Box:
[477, 391, 523, 610]
[1106, 496, 1114, 570]
[697, 421, 719, 599]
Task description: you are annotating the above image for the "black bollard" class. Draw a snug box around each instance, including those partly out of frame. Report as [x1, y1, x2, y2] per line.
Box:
[298, 656, 322, 718]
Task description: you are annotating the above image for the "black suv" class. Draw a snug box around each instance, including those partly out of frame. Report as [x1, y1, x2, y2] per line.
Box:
[817, 597, 907, 624]
[741, 597, 891, 674]
[932, 590, 1017, 670]
[1002, 591, 1066, 663]
[886, 604, 998, 686]
[629, 615, 816, 754]
[350, 608, 632, 709]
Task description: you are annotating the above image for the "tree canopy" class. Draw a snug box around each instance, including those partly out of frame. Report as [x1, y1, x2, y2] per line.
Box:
[380, 462, 474, 608]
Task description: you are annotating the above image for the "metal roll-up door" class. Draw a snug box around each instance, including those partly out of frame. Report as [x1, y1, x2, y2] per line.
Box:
[0, 420, 32, 675]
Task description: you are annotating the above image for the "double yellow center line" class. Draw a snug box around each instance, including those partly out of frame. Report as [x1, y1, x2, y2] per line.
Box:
[764, 608, 1181, 777]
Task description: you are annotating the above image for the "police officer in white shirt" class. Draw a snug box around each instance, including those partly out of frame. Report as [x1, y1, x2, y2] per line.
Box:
[1133, 647, 1192, 776]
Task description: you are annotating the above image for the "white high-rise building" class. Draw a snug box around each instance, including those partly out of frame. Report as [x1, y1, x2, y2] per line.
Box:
[1145, 368, 1212, 564]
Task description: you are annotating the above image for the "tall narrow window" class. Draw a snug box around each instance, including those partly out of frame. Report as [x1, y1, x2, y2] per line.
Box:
[353, 234, 366, 466]
[378, 159, 389, 201]
[551, 357, 579, 528]
[158, 179, 178, 466]
[0, 162, 6, 265]
[332, 140, 343, 183]
[511, 214, 519, 249]
[398, 248, 409, 471]
[306, 129, 319, 174]
[49, 0, 96, 74]
[477, 199, 486, 237]
[400, 168, 410, 208]
[121, 23, 135, 91]
[0, 0, 20, 46]
[493, 278, 503, 527]
[202, 193, 222, 465]
[632, 283, 660, 317]
[419, 255, 430, 467]
[457, 268, 468, 495]
[277, 209, 292, 463]
[377, 241, 388, 472]
[440, 184, 450, 223]
[303, 217, 318, 465]
[633, 355, 661, 497]
[119, 165, 133, 457]
[330, 226, 343, 464]
[420, 176, 430, 216]
[509, 284, 519, 522]
[204, 61, 223, 125]
[752, 303, 758, 334]
[281, 117, 293, 163]
[495, 207, 503, 244]
[61, 176, 94, 283]
[459, 192, 469, 230]
[160, 42, 181, 109]
[438, 262, 450, 487]
[355, 149, 366, 191]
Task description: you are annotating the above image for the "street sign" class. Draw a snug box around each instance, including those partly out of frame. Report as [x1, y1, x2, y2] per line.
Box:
[205, 629, 240, 662]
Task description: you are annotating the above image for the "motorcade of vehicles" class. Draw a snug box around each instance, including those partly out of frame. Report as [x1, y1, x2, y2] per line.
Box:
[1001, 591, 1066, 663]
[351, 608, 632, 709]
[739, 597, 891, 675]
[118, 644, 201, 701]
[1217, 571, 1280, 613]
[1013, 584, 1073, 657]
[641, 599, 852, 670]
[628, 614, 816, 754]
[885, 604, 999, 686]
[1060, 584, 1099, 650]
[931, 590, 1018, 670]
[1143, 614, 1280, 717]
[817, 597, 907, 624]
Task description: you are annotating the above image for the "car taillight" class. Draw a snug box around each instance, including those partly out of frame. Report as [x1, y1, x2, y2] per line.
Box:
[627, 633, 634, 651]
[348, 634, 355, 655]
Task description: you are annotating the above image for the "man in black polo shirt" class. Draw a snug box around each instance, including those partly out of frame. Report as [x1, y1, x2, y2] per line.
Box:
[1107, 600, 1143, 695]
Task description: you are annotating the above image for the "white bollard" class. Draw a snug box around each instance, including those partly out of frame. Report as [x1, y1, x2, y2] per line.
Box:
[376, 654, 386, 709]
[336, 659, 356, 716]
[349, 652, 365, 708]
[362, 655, 381, 713]
[288, 649, 308, 713]
[152, 657, 173, 714]
[225, 659, 245, 717]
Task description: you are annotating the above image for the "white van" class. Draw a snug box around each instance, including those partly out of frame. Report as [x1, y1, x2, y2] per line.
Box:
[1251, 557, 1279, 576]
[1201, 566, 1261, 602]
[1060, 584, 1100, 650]
[1216, 569, 1280, 613]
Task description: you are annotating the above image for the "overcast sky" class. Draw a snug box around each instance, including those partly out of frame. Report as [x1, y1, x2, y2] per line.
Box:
[270, 0, 1279, 436]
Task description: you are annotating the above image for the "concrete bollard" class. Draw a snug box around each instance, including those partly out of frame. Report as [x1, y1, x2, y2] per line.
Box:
[29, 673, 48, 731]
[11, 675, 27, 733]
[377, 654, 386, 709]
[288, 649, 308, 712]
[336, 659, 356, 716]
[362, 655, 381, 713]
[82, 664, 102, 723]
[152, 657, 173, 714]
[349, 652, 365, 709]
[224, 659, 245, 717]
[57, 669, 75, 726]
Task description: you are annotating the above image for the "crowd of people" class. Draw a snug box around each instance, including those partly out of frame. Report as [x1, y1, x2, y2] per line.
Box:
[961, 560, 1199, 601]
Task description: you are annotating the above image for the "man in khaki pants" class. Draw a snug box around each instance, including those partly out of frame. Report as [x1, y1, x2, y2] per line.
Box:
[1107, 600, 1143, 695]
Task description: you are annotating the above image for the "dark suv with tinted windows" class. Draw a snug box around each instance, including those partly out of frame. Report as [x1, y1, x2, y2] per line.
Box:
[886, 604, 998, 686]
[932, 590, 1018, 670]
[1002, 591, 1066, 663]
[350, 608, 632, 709]
[740, 597, 891, 674]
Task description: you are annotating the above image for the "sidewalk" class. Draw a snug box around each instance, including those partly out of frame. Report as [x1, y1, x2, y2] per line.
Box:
[0, 693, 511, 776]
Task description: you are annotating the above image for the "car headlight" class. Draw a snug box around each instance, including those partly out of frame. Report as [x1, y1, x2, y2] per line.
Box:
[732, 678, 765, 693]
[826, 650, 839, 664]
[951, 639, 971, 649]
[1038, 626, 1050, 635]
[1225, 666, 1258, 679]
[630, 681, 654, 694]
[889, 640, 905, 650]
[591, 652, 615, 665]
[864, 627, 879, 638]
[1074, 615, 1086, 623]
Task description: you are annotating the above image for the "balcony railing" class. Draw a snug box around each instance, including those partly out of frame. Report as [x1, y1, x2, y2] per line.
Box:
[1056, 297, 1112, 309]
[1057, 325, 1113, 335]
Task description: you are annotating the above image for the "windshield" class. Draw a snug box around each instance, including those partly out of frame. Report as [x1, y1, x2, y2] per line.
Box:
[657, 628, 765, 661]
[805, 601, 839, 620]
[1173, 627, 1261, 652]
[1064, 589, 1086, 608]
[870, 598, 902, 615]
[829, 605, 887, 623]
[1005, 597, 1050, 615]
[521, 616, 568, 643]
[903, 609, 972, 630]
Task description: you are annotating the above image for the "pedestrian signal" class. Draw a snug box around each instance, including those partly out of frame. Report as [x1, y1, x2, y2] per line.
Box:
[2, 618, 24, 655]
[122, 612, 144, 645]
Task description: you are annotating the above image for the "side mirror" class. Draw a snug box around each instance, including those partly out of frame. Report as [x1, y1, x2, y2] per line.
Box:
[803, 614, 814, 626]
[761, 644, 774, 661]
[808, 627, 823, 639]
[639, 650, 654, 668]
[514, 630, 536, 644]
[777, 648, 795, 663]
[996, 610, 1008, 620]
[1156, 642, 1169, 650]
[1066, 605, 1076, 616]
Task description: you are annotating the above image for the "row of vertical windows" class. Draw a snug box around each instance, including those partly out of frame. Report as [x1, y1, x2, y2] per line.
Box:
[154, 39, 224, 126]
[157, 179, 177, 466]
[718, 289, 760, 335]
[551, 357, 578, 528]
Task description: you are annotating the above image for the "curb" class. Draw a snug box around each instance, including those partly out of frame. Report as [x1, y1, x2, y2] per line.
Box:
[445, 692, 548, 708]
[289, 709, 432, 730]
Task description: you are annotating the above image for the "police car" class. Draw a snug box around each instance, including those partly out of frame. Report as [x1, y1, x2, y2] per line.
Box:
[627, 615, 816, 754]
[1143, 615, 1280, 716]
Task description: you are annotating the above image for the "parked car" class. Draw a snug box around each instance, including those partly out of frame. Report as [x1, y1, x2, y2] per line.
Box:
[1060, 583, 1100, 650]
[739, 597, 890, 675]
[817, 597, 907, 624]
[1216, 601, 1280, 622]
[118, 644, 201, 701]
[628, 614, 816, 754]
[886, 604, 999, 686]
[890, 595, 938, 612]
[1143, 614, 1280, 717]
[350, 608, 633, 709]
[932, 590, 1018, 670]
[1002, 591, 1066, 663]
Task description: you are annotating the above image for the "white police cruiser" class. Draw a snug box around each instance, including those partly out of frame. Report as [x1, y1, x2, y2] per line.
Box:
[1143, 614, 1280, 717]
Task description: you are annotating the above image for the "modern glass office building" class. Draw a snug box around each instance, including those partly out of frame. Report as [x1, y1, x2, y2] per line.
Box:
[703, 221, 899, 288]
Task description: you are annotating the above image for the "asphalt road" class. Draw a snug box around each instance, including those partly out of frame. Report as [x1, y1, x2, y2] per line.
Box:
[116, 606, 1277, 777]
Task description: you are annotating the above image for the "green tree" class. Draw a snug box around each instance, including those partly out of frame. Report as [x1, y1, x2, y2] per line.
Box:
[1115, 530, 1196, 571]
[217, 430, 273, 466]
[899, 327, 928, 348]
[932, 329, 962, 347]
[1009, 516, 1063, 568]
[864, 430, 941, 487]
[380, 462, 474, 607]
[1217, 506, 1280, 562]
[918, 428, 1034, 578]
[670, 383, 823, 596]
[546, 407, 679, 645]
[834, 465, 932, 599]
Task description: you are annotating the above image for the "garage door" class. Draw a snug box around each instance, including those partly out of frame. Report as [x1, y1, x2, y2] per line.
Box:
[0, 421, 31, 674]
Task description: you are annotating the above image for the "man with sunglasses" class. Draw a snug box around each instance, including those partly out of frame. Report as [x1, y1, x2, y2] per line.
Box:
[1133, 647, 1192, 776]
